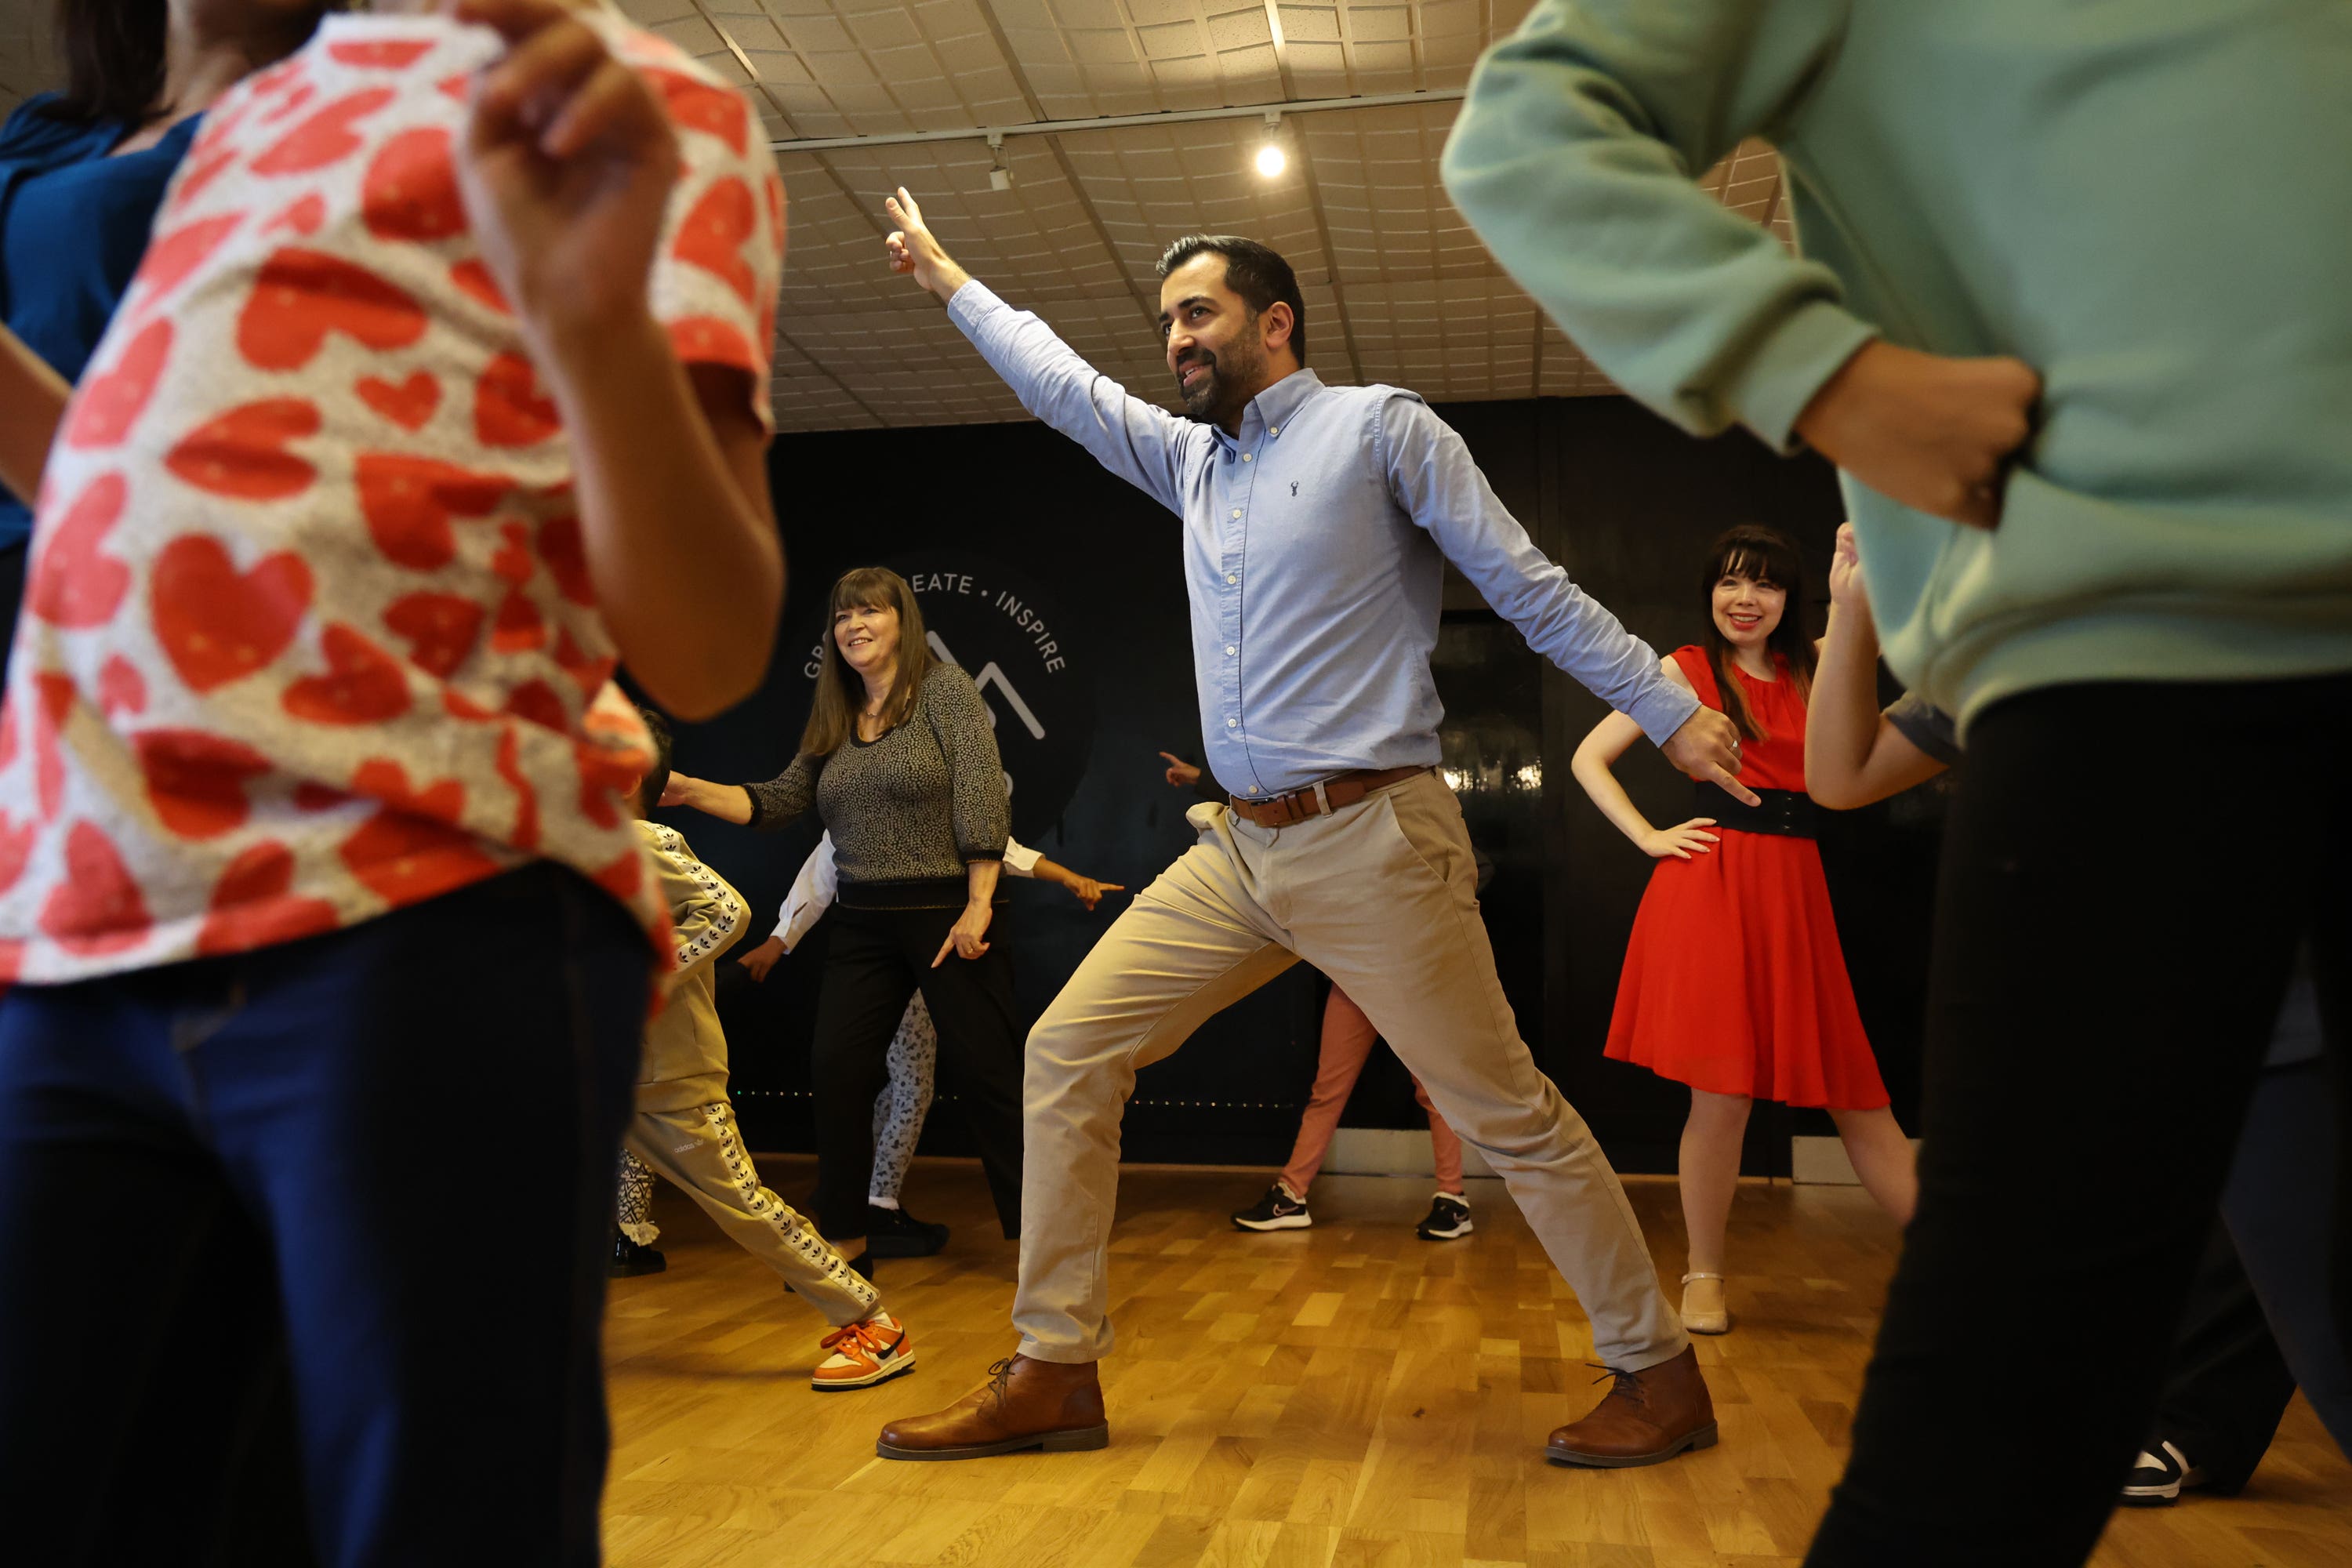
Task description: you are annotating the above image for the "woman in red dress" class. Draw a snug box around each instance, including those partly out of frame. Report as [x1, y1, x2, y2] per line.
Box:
[1571, 525, 1916, 1335]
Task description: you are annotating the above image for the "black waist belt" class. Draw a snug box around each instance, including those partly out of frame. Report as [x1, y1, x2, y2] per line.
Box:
[1696, 784, 1817, 840]
[837, 877, 1002, 913]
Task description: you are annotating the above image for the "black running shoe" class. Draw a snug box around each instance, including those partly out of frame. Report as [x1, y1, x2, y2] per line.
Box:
[611, 1235, 666, 1277]
[1231, 1181, 1312, 1232]
[2121, 1440, 2204, 1507]
[1416, 1192, 1474, 1240]
[866, 1203, 950, 1258]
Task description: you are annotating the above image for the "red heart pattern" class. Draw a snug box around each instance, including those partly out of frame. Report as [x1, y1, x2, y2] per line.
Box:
[198, 840, 342, 956]
[0, 810, 33, 896]
[173, 147, 239, 209]
[646, 68, 750, 156]
[252, 87, 395, 176]
[64, 320, 173, 450]
[494, 728, 540, 851]
[238, 248, 426, 372]
[282, 624, 412, 726]
[383, 592, 483, 678]
[132, 728, 274, 840]
[151, 534, 315, 693]
[474, 352, 561, 448]
[329, 39, 436, 69]
[450, 258, 511, 314]
[27, 472, 132, 629]
[264, 193, 327, 237]
[667, 316, 759, 379]
[32, 675, 71, 822]
[357, 371, 440, 430]
[165, 397, 321, 500]
[128, 215, 243, 316]
[351, 759, 466, 826]
[97, 656, 147, 719]
[362, 127, 466, 243]
[354, 454, 512, 571]
[551, 629, 616, 699]
[492, 590, 547, 655]
[339, 808, 497, 907]
[535, 515, 596, 607]
[260, 81, 319, 125]
[39, 821, 153, 956]
[506, 681, 568, 733]
[492, 522, 533, 586]
[671, 178, 758, 303]
[0, 47, 779, 978]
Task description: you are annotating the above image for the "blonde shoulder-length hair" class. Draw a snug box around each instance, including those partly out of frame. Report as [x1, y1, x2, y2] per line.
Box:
[799, 566, 938, 758]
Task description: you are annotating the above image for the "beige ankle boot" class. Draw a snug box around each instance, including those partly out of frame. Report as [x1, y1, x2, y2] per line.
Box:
[1679, 1272, 1730, 1334]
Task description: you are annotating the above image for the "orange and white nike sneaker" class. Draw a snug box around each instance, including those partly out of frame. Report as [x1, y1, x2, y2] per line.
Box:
[812, 1312, 916, 1391]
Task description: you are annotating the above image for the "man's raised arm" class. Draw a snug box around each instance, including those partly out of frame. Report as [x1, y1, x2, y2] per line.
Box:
[1380, 394, 1756, 804]
[885, 188, 1196, 514]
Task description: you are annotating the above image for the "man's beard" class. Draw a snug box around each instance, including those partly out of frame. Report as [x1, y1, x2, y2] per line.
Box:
[1176, 337, 1264, 422]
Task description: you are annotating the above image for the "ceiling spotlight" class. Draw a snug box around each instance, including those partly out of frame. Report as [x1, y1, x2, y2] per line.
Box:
[988, 131, 1014, 191]
[1254, 113, 1287, 178]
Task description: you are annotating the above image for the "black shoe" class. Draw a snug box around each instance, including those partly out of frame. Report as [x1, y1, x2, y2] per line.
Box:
[2121, 1440, 2205, 1507]
[850, 1250, 875, 1280]
[865, 1203, 950, 1258]
[1416, 1192, 1474, 1240]
[611, 1234, 666, 1277]
[1231, 1181, 1312, 1232]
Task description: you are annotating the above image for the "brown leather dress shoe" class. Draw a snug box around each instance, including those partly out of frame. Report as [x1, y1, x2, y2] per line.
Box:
[876, 1352, 1109, 1461]
[1545, 1345, 1718, 1468]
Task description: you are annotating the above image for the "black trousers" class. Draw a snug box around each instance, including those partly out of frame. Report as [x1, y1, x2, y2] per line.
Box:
[0, 866, 645, 1566]
[809, 902, 1025, 1240]
[1808, 673, 2351, 1567]
[2152, 1219, 2296, 1493]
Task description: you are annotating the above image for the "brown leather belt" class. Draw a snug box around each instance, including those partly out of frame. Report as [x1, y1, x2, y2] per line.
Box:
[1227, 765, 1429, 828]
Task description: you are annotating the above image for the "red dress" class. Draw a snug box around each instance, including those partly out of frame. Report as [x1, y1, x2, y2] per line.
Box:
[1602, 647, 1889, 1110]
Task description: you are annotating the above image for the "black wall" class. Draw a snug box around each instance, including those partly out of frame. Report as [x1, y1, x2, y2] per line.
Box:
[664, 394, 1944, 1173]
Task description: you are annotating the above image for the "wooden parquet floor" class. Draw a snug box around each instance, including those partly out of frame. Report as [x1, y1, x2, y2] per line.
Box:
[602, 1158, 2351, 1568]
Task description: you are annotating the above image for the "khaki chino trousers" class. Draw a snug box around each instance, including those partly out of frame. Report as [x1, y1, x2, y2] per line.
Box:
[1014, 771, 1688, 1370]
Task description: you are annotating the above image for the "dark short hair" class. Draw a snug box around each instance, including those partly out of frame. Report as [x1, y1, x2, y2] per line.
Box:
[1156, 234, 1307, 365]
[636, 706, 674, 816]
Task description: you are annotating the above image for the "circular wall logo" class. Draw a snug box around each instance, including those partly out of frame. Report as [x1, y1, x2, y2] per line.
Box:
[794, 551, 1095, 839]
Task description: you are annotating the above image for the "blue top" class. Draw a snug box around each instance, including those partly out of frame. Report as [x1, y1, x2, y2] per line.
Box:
[946, 279, 1697, 799]
[0, 96, 201, 550]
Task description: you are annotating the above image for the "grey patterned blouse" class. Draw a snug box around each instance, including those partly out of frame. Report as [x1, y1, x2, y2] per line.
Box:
[743, 665, 1010, 905]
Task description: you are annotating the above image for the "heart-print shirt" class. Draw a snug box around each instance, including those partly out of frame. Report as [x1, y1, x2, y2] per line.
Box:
[0, 12, 783, 986]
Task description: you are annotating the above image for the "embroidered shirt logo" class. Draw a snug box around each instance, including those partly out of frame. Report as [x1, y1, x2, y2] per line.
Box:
[1290, 481, 1299, 497]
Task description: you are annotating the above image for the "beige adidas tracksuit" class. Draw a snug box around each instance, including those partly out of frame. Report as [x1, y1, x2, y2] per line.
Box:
[620, 819, 879, 1326]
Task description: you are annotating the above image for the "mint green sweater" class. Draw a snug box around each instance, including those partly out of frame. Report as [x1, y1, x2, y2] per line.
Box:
[1443, 1, 2352, 730]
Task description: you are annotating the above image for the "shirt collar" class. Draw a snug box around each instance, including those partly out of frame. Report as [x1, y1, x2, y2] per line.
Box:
[1211, 368, 1324, 448]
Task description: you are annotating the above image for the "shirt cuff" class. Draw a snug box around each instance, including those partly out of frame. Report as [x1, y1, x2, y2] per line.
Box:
[1000, 840, 1041, 877]
[1719, 298, 1878, 455]
[1628, 681, 1704, 750]
[945, 277, 998, 334]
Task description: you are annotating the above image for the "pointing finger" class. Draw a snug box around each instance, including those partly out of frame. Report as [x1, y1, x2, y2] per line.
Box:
[1708, 768, 1762, 808]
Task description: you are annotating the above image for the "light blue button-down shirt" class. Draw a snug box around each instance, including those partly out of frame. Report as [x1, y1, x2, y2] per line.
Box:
[947, 280, 1699, 797]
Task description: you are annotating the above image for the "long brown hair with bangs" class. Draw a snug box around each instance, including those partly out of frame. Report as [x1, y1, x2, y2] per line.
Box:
[1700, 524, 1815, 743]
[798, 567, 938, 758]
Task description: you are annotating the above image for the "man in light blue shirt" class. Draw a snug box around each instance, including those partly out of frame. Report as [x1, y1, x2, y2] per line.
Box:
[872, 191, 1747, 1471]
